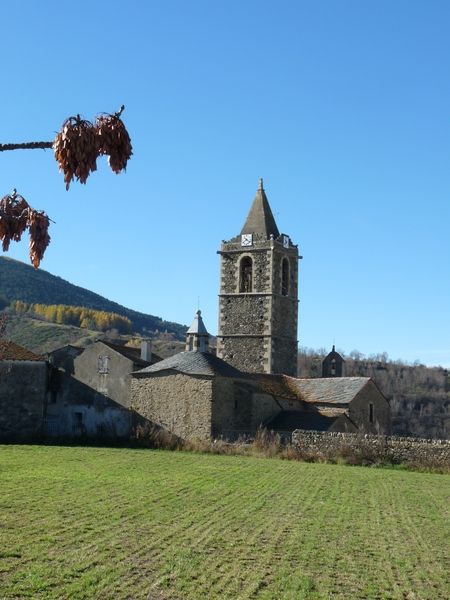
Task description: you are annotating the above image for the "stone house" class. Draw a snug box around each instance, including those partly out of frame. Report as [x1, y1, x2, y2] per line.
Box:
[71, 340, 158, 408]
[265, 376, 390, 435]
[0, 341, 48, 441]
[44, 340, 161, 438]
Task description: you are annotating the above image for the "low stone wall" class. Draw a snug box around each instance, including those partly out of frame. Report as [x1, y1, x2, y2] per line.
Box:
[292, 430, 450, 467]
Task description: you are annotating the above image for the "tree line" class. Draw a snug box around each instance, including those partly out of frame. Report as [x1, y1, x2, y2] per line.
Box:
[10, 301, 132, 333]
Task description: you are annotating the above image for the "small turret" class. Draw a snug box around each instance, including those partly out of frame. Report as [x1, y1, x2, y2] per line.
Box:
[322, 345, 345, 377]
[186, 310, 210, 353]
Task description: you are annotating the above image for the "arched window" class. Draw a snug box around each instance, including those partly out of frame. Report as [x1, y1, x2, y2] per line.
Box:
[239, 256, 253, 292]
[281, 258, 289, 296]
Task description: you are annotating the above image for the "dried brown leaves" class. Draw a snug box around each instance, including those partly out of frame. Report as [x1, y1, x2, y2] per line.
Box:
[0, 191, 50, 268]
[53, 116, 98, 190]
[53, 110, 132, 189]
[96, 114, 133, 173]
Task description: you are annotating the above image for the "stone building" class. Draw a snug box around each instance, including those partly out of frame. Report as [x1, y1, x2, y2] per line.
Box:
[322, 345, 345, 377]
[44, 340, 161, 438]
[130, 181, 391, 441]
[266, 376, 391, 435]
[0, 341, 48, 441]
[131, 310, 391, 440]
[72, 340, 158, 408]
[217, 179, 299, 376]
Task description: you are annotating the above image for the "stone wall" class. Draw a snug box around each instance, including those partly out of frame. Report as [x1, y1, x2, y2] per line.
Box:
[292, 429, 450, 466]
[211, 379, 280, 438]
[74, 342, 135, 408]
[349, 380, 391, 434]
[0, 360, 47, 441]
[46, 375, 132, 439]
[218, 336, 268, 373]
[211, 377, 251, 437]
[131, 372, 213, 440]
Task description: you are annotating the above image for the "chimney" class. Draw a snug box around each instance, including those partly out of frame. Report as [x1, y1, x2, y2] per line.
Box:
[140, 339, 152, 363]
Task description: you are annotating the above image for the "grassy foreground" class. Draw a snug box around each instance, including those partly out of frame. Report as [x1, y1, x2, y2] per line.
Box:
[0, 446, 448, 600]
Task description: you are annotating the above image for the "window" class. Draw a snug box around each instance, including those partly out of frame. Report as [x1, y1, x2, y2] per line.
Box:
[97, 355, 110, 374]
[330, 359, 336, 376]
[239, 256, 253, 292]
[281, 258, 289, 296]
[369, 403, 374, 423]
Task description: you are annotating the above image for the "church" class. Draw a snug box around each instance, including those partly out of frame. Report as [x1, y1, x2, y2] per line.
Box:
[130, 181, 391, 441]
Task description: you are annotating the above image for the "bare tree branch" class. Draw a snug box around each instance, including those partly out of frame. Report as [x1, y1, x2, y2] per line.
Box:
[0, 141, 53, 152]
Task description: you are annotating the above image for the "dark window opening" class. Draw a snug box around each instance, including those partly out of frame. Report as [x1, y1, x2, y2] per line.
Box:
[239, 257, 253, 292]
[74, 412, 83, 424]
[331, 359, 336, 376]
[369, 403, 374, 423]
[281, 258, 289, 296]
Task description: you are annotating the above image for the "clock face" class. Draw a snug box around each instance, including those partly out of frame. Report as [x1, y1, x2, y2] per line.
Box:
[283, 235, 289, 248]
[241, 234, 253, 247]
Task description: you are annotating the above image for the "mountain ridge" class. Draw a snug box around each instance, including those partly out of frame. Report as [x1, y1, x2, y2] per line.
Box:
[0, 257, 187, 339]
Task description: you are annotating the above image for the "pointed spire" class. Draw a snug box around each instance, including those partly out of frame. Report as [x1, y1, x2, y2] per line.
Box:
[241, 179, 280, 239]
[187, 310, 208, 335]
[186, 310, 210, 352]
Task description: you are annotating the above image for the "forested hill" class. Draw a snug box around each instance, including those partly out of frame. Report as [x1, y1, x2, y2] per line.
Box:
[0, 257, 187, 339]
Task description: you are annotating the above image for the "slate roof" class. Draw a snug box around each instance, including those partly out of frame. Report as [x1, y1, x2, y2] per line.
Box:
[243, 373, 370, 405]
[241, 179, 280, 239]
[245, 373, 298, 400]
[101, 341, 162, 367]
[47, 345, 84, 357]
[0, 340, 44, 362]
[134, 351, 243, 378]
[186, 310, 209, 335]
[268, 410, 342, 432]
[283, 376, 370, 405]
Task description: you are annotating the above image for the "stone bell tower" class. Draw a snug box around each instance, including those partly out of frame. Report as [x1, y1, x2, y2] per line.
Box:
[216, 179, 299, 375]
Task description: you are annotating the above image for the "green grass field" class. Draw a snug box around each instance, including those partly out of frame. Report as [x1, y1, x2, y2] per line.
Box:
[0, 446, 448, 599]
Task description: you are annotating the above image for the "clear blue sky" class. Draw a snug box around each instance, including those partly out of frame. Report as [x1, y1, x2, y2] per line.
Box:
[1, 1, 449, 367]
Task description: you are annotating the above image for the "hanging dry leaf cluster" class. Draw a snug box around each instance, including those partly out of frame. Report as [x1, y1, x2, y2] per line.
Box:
[0, 191, 50, 268]
[53, 116, 98, 190]
[53, 110, 132, 189]
[96, 113, 133, 174]
[1, 106, 131, 267]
